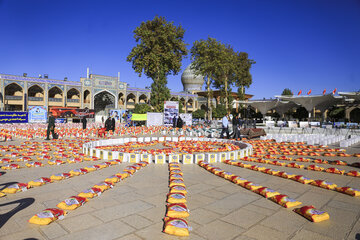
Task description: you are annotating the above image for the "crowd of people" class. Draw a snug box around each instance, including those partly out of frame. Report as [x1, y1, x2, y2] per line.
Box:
[220, 113, 257, 139]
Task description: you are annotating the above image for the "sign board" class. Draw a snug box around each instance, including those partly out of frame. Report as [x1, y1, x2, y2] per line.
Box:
[109, 110, 122, 122]
[265, 121, 275, 127]
[0, 112, 28, 123]
[28, 106, 47, 123]
[55, 118, 66, 123]
[288, 121, 298, 128]
[164, 101, 179, 126]
[146, 112, 164, 127]
[50, 107, 95, 118]
[309, 122, 320, 127]
[299, 121, 309, 128]
[180, 113, 192, 126]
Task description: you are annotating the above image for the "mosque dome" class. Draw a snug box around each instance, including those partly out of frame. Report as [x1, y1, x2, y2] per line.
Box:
[181, 64, 205, 93]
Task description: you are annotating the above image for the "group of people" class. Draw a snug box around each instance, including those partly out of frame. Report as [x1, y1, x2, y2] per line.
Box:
[221, 113, 253, 139]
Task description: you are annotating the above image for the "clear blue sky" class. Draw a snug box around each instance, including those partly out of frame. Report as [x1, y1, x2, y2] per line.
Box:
[1, 0, 359, 98]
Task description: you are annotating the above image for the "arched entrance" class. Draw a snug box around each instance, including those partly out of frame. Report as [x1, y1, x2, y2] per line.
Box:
[93, 91, 116, 114]
[84, 90, 91, 104]
[118, 92, 125, 106]
[126, 93, 136, 109]
[5, 83, 23, 111]
[350, 108, 360, 123]
[138, 94, 148, 104]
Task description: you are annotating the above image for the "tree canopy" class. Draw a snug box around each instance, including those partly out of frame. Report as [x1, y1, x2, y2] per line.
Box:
[133, 104, 152, 114]
[191, 37, 254, 116]
[281, 88, 293, 96]
[127, 16, 188, 112]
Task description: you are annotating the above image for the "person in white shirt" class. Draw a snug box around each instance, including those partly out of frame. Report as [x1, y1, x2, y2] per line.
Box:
[220, 113, 230, 139]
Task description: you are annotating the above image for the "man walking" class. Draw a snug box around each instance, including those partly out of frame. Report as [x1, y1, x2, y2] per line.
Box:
[46, 111, 56, 140]
[220, 113, 230, 139]
[82, 116, 87, 130]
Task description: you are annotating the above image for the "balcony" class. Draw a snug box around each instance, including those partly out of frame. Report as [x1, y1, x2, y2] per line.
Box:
[67, 99, 80, 103]
[28, 97, 44, 101]
[49, 98, 63, 102]
[5, 95, 22, 100]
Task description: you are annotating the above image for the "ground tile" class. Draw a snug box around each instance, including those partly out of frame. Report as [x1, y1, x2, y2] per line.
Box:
[195, 219, 245, 240]
[221, 208, 266, 229]
[290, 229, 335, 240]
[260, 209, 307, 235]
[120, 214, 154, 230]
[54, 219, 135, 240]
[92, 200, 153, 222]
[243, 224, 290, 240]
[203, 192, 259, 215]
[190, 208, 222, 225]
[40, 222, 68, 239]
[58, 213, 103, 232]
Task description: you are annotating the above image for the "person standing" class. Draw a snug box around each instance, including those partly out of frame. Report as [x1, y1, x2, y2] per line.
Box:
[172, 115, 178, 128]
[177, 116, 183, 128]
[220, 113, 230, 139]
[232, 115, 240, 139]
[111, 116, 116, 131]
[105, 116, 112, 131]
[46, 111, 56, 140]
[82, 116, 87, 130]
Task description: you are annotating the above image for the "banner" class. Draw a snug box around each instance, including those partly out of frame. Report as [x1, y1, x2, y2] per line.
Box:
[164, 101, 179, 126]
[28, 106, 47, 123]
[131, 114, 147, 121]
[50, 107, 95, 118]
[0, 112, 28, 123]
[288, 121, 298, 128]
[299, 121, 309, 128]
[109, 109, 122, 122]
[55, 118, 67, 123]
[180, 113, 192, 126]
[147, 112, 163, 127]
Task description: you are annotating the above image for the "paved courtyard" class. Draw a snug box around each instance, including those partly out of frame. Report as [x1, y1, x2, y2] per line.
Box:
[0, 138, 359, 240]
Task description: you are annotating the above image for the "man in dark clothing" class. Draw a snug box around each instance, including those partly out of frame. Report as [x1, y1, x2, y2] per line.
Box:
[232, 115, 239, 139]
[172, 115, 178, 128]
[46, 112, 56, 140]
[177, 116, 183, 128]
[111, 117, 115, 131]
[105, 117, 112, 131]
[82, 116, 87, 130]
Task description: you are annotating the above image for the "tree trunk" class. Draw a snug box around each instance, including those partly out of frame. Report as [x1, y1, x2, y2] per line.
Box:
[224, 76, 228, 112]
[206, 76, 212, 120]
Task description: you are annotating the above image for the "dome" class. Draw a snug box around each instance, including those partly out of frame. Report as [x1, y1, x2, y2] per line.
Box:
[181, 64, 204, 92]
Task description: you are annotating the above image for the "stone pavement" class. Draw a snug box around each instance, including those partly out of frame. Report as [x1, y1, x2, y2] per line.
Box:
[0, 139, 359, 240]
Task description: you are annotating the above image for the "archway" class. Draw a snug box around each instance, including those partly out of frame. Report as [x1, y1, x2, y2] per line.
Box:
[84, 90, 90, 103]
[93, 91, 116, 114]
[170, 97, 178, 101]
[200, 104, 207, 111]
[28, 85, 44, 98]
[187, 98, 194, 112]
[139, 94, 148, 104]
[67, 88, 80, 100]
[350, 108, 360, 123]
[4, 83, 23, 111]
[180, 98, 185, 112]
[5, 83, 23, 98]
[126, 93, 136, 109]
[118, 92, 125, 106]
[48, 86, 63, 99]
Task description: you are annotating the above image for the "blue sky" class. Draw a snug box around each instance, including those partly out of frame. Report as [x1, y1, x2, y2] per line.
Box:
[0, 0, 359, 98]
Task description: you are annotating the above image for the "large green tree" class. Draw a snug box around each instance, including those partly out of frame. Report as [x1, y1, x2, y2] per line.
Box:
[133, 104, 152, 114]
[127, 16, 188, 112]
[190, 37, 223, 120]
[213, 46, 254, 112]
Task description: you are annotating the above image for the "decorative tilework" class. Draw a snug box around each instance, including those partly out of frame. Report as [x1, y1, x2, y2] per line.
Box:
[4, 80, 25, 88]
[49, 84, 64, 91]
[28, 82, 45, 89]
